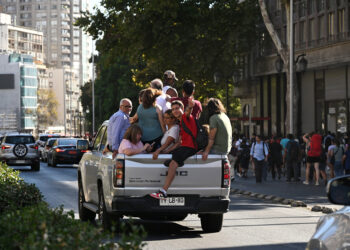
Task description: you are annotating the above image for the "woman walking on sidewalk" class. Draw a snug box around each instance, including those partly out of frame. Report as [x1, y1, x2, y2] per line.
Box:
[303, 132, 322, 186]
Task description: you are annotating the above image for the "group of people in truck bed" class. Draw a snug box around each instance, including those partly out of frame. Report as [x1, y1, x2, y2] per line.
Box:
[105, 70, 232, 199]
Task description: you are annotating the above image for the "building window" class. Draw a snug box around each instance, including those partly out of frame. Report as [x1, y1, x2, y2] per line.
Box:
[319, 15, 325, 39]
[52, 4, 57, 9]
[308, 0, 316, 15]
[309, 19, 317, 42]
[37, 4, 47, 10]
[298, 0, 306, 17]
[20, 13, 32, 19]
[317, 0, 326, 12]
[328, 12, 335, 37]
[338, 9, 345, 34]
[299, 21, 305, 44]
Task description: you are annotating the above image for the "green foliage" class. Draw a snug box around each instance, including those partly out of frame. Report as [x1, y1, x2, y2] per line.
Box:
[118, 220, 148, 250]
[76, 0, 262, 117]
[80, 55, 141, 132]
[0, 163, 43, 213]
[37, 89, 59, 127]
[0, 203, 117, 249]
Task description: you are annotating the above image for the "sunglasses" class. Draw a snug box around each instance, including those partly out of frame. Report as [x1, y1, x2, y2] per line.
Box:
[122, 105, 132, 108]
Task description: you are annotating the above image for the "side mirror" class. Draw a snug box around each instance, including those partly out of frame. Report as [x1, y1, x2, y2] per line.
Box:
[327, 175, 350, 205]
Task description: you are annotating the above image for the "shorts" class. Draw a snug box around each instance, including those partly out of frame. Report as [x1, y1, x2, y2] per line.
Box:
[171, 146, 197, 167]
[307, 156, 321, 163]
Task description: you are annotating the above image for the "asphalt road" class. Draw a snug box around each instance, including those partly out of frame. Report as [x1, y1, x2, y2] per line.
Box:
[17, 162, 319, 250]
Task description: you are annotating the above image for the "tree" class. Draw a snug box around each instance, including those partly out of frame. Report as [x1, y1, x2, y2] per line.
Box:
[258, 0, 295, 134]
[80, 55, 141, 132]
[76, 0, 262, 116]
[37, 89, 58, 130]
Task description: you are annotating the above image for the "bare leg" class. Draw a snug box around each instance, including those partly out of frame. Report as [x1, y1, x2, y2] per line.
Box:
[314, 162, 320, 183]
[328, 163, 335, 178]
[163, 160, 179, 191]
[305, 162, 310, 182]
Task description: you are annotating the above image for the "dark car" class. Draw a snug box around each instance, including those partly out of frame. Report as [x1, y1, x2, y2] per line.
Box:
[47, 138, 89, 167]
[41, 138, 58, 162]
[37, 134, 61, 160]
[307, 175, 350, 250]
[0, 133, 40, 171]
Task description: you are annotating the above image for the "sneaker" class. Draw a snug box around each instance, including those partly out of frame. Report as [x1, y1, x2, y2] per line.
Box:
[315, 181, 320, 186]
[150, 189, 167, 199]
[303, 181, 310, 185]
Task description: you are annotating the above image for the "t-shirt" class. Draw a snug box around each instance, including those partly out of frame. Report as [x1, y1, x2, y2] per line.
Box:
[180, 114, 197, 149]
[209, 113, 232, 154]
[161, 125, 180, 151]
[280, 138, 290, 156]
[170, 97, 202, 119]
[118, 139, 145, 154]
[137, 104, 163, 141]
[333, 145, 345, 162]
[156, 93, 169, 114]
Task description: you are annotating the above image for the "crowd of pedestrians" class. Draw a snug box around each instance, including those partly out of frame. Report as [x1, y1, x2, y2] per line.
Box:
[230, 131, 350, 186]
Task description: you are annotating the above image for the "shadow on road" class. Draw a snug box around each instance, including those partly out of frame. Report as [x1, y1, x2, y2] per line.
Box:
[199, 242, 306, 250]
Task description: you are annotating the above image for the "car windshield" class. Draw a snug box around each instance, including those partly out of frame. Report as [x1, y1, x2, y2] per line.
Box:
[47, 139, 57, 146]
[77, 140, 89, 149]
[5, 136, 35, 144]
[58, 139, 77, 146]
[39, 135, 60, 142]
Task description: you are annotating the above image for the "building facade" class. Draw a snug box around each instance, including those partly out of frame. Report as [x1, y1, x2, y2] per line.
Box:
[234, 0, 350, 137]
[0, 53, 38, 133]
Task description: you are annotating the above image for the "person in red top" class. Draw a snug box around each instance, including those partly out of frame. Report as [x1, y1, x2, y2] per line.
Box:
[303, 132, 322, 185]
[150, 98, 198, 199]
[169, 80, 202, 119]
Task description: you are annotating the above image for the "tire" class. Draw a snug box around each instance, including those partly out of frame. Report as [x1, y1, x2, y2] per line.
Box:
[52, 157, 57, 167]
[31, 161, 40, 171]
[47, 155, 51, 166]
[200, 213, 223, 233]
[97, 185, 112, 230]
[78, 177, 95, 221]
[13, 143, 28, 157]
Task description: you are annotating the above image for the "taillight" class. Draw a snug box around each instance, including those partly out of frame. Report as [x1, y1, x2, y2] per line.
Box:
[81, 150, 88, 153]
[1, 145, 10, 150]
[222, 160, 231, 188]
[113, 160, 125, 187]
[30, 145, 38, 150]
[55, 148, 65, 152]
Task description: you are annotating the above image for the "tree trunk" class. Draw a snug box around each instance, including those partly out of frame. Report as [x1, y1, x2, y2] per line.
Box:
[258, 0, 293, 135]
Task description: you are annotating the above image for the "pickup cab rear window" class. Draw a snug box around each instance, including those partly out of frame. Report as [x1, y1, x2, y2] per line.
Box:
[5, 136, 35, 144]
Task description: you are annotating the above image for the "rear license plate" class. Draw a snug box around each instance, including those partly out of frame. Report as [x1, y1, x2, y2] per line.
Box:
[159, 197, 185, 206]
[68, 151, 77, 154]
[15, 160, 26, 164]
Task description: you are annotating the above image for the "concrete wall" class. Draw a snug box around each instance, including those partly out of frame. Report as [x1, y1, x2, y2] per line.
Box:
[0, 25, 8, 51]
[301, 71, 315, 133]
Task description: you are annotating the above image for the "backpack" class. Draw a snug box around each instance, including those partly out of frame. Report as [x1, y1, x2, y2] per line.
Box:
[308, 134, 322, 157]
[241, 145, 250, 160]
[181, 119, 208, 150]
[287, 141, 299, 163]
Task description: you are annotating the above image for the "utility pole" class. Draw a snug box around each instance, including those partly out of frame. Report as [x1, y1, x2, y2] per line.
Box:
[92, 44, 95, 136]
[289, 0, 294, 134]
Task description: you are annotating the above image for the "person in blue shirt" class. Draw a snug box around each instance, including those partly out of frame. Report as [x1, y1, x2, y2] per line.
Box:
[250, 135, 269, 183]
[107, 98, 132, 159]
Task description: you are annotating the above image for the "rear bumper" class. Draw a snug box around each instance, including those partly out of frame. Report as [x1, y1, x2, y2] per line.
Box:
[0, 158, 39, 166]
[111, 196, 230, 215]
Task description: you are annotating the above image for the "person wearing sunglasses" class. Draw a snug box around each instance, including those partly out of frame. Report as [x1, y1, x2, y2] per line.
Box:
[107, 98, 133, 159]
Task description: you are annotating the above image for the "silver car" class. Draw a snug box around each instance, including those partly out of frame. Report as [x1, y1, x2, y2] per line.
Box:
[307, 175, 350, 250]
[0, 133, 40, 171]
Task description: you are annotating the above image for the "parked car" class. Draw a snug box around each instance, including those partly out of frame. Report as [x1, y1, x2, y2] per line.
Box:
[0, 133, 40, 171]
[41, 138, 58, 162]
[307, 175, 350, 250]
[37, 134, 61, 160]
[47, 138, 89, 167]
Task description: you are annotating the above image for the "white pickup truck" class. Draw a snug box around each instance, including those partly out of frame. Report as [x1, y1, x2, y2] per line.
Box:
[78, 121, 231, 232]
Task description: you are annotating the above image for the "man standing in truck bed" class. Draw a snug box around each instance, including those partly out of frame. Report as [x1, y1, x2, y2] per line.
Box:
[150, 95, 198, 199]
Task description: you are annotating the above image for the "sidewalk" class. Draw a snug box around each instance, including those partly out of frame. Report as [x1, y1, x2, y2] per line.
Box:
[230, 168, 343, 212]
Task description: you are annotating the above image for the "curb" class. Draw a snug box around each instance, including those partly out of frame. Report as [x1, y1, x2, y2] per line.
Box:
[230, 188, 337, 214]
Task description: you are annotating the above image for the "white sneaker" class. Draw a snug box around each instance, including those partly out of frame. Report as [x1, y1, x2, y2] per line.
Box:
[315, 181, 320, 186]
[303, 181, 310, 185]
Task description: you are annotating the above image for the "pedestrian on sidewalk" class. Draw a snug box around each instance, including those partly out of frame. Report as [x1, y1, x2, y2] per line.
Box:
[330, 138, 345, 177]
[303, 132, 322, 186]
[269, 136, 283, 180]
[250, 135, 269, 183]
[284, 134, 301, 182]
[239, 138, 250, 178]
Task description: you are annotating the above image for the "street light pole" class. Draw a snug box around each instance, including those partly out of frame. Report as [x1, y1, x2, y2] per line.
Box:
[289, 0, 294, 134]
[92, 44, 95, 136]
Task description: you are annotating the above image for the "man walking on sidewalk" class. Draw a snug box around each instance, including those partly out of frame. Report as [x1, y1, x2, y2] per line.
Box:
[250, 135, 269, 183]
[284, 134, 301, 182]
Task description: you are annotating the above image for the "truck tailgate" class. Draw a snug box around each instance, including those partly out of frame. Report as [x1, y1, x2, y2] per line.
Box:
[121, 154, 225, 196]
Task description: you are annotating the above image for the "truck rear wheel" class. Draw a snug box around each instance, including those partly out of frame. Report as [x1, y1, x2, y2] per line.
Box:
[98, 185, 119, 231]
[78, 178, 95, 221]
[200, 213, 223, 233]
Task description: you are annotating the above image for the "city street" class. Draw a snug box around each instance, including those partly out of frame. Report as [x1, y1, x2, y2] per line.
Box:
[17, 162, 320, 250]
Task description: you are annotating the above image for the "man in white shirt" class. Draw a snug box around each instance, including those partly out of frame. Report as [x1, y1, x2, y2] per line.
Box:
[150, 78, 168, 113]
[250, 135, 269, 183]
